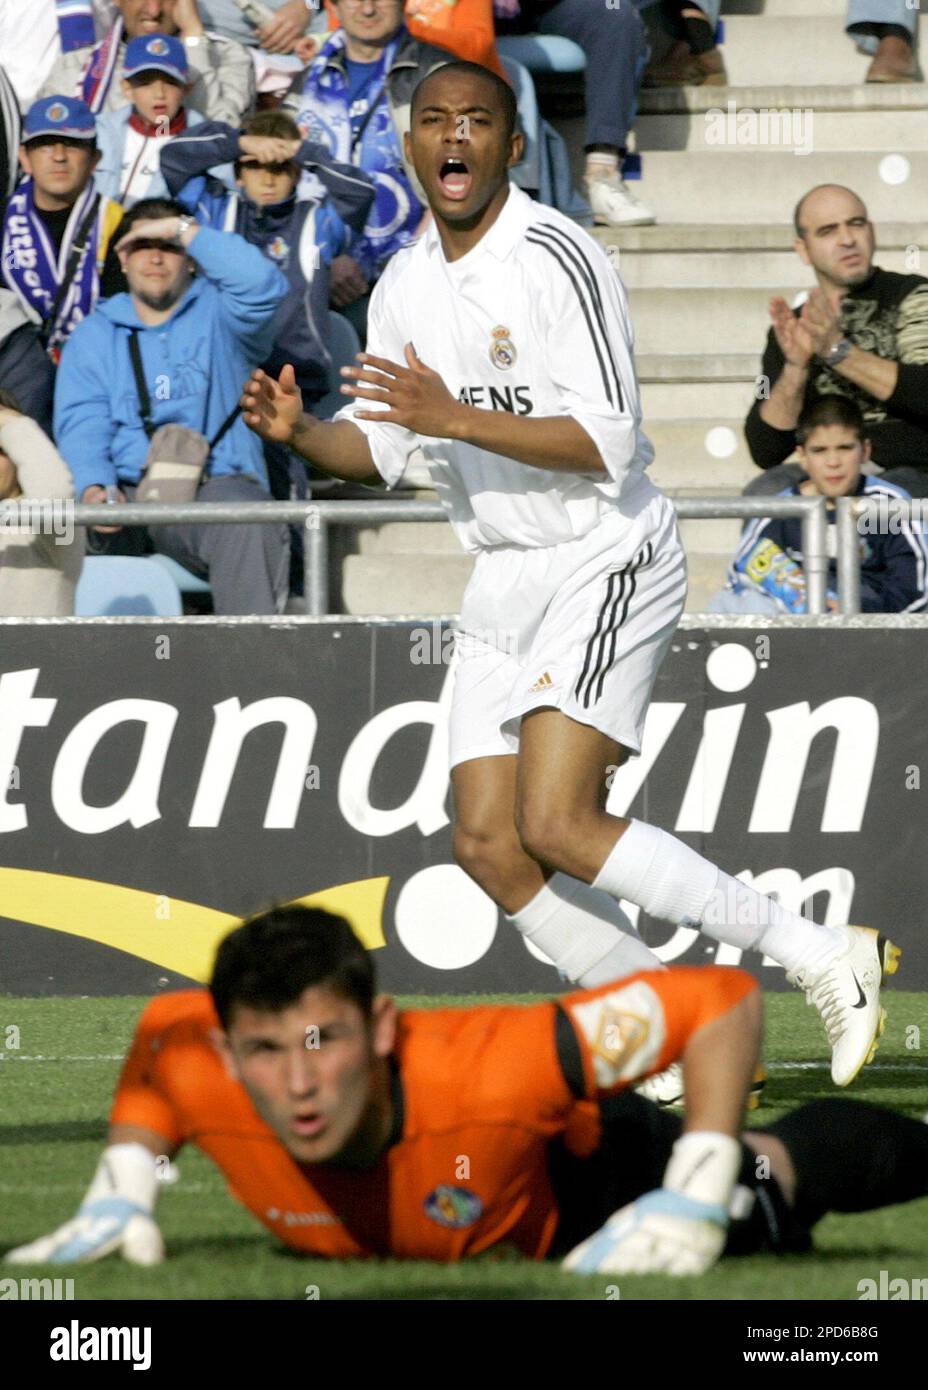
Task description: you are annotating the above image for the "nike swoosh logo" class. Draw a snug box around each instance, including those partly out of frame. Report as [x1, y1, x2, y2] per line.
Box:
[851, 971, 869, 1009]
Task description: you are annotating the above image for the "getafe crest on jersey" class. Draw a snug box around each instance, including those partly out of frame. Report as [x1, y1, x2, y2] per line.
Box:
[424, 1185, 483, 1230]
[489, 325, 516, 370]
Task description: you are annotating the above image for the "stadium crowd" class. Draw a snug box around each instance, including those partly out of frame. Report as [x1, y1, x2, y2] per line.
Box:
[0, 0, 924, 614]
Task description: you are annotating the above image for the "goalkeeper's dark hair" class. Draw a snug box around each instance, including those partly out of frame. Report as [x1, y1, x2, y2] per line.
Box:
[210, 906, 375, 1029]
[411, 61, 518, 141]
[796, 394, 867, 445]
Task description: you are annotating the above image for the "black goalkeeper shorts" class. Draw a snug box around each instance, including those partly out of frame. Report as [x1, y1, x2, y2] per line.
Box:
[546, 1090, 813, 1260]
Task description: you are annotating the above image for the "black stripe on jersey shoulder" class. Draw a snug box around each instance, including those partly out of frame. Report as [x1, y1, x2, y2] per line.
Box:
[525, 229, 622, 412]
[527, 220, 625, 413]
[554, 1005, 587, 1099]
[528, 221, 622, 401]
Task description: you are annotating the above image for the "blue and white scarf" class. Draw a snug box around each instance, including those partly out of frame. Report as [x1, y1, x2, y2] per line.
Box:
[56, 0, 96, 52]
[1, 179, 103, 358]
[79, 17, 125, 114]
[292, 29, 422, 281]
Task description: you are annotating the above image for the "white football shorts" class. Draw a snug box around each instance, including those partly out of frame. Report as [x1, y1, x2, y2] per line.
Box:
[449, 480, 687, 769]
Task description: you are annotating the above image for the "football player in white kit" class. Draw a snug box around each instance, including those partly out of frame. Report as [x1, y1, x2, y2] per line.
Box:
[241, 61, 899, 1088]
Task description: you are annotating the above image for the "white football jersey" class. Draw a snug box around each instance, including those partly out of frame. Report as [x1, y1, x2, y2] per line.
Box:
[334, 183, 656, 553]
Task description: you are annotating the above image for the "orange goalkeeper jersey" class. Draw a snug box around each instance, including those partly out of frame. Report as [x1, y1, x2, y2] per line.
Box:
[111, 967, 755, 1260]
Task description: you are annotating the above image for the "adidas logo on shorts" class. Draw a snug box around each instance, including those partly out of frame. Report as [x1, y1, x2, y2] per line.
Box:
[529, 672, 554, 693]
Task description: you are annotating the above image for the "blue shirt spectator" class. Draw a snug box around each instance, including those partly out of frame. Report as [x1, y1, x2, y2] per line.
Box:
[54, 198, 291, 615]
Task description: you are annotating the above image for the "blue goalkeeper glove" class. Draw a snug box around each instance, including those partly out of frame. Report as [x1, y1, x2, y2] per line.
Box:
[561, 1188, 729, 1275]
[562, 1131, 741, 1276]
[5, 1144, 164, 1266]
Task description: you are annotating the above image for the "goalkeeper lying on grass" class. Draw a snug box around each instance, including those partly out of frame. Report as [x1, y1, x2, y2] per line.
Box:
[8, 906, 928, 1275]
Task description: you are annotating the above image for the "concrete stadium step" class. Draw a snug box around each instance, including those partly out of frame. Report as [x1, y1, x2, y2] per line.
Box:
[635, 106, 928, 154]
[637, 351, 758, 381]
[621, 252, 802, 291]
[646, 419, 757, 489]
[342, 554, 474, 616]
[356, 520, 464, 556]
[717, 17, 928, 87]
[638, 353, 769, 423]
[595, 222, 920, 253]
[628, 286, 788, 354]
[684, 552, 732, 613]
[677, 514, 745, 555]
[618, 248, 911, 290]
[340, 549, 731, 615]
[631, 150, 928, 224]
[642, 378, 759, 420]
[636, 82, 928, 117]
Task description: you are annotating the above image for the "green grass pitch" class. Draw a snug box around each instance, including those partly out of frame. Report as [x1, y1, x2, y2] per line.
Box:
[1, 991, 926, 1301]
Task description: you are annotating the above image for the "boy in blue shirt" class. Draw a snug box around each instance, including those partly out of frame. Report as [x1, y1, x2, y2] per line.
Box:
[160, 108, 373, 591]
[160, 108, 373, 407]
[714, 397, 928, 614]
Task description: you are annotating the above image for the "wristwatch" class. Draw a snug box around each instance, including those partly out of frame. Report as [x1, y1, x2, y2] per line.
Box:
[176, 215, 195, 240]
[822, 337, 852, 368]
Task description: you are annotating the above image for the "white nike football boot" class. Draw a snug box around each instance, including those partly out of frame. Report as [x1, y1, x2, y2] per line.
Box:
[637, 1062, 767, 1109]
[637, 1062, 685, 1106]
[787, 926, 901, 1086]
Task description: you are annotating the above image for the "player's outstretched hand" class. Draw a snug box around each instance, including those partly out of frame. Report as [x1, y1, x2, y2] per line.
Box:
[6, 1200, 164, 1267]
[339, 343, 461, 438]
[241, 365, 303, 445]
[561, 1189, 728, 1277]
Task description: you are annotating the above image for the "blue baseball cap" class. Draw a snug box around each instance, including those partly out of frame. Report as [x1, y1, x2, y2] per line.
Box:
[124, 33, 188, 84]
[23, 95, 97, 144]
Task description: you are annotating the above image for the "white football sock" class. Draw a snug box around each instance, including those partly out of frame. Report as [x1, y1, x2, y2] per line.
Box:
[592, 820, 845, 976]
[585, 152, 620, 182]
[507, 871, 663, 985]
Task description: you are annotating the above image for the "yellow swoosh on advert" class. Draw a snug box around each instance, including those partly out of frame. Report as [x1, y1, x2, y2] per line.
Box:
[0, 868, 389, 982]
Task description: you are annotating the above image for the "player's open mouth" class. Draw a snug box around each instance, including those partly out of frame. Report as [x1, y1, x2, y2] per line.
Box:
[438, 157, 472, 200]
[291, 1113, 327, 1138]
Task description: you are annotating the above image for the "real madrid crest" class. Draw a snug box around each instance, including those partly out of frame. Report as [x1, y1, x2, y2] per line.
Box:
[489, 325, 516, 371]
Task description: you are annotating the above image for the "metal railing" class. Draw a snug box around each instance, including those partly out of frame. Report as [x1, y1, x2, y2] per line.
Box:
[836, 494, 926, 616]
[3, 491, 917, 617]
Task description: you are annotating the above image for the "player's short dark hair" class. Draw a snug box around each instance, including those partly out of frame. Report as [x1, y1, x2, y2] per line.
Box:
[411, 61, 518, 141]
[210, 906, 376, 1029]
[796, 395, 867, 445]
[112, 195, 191, 245]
